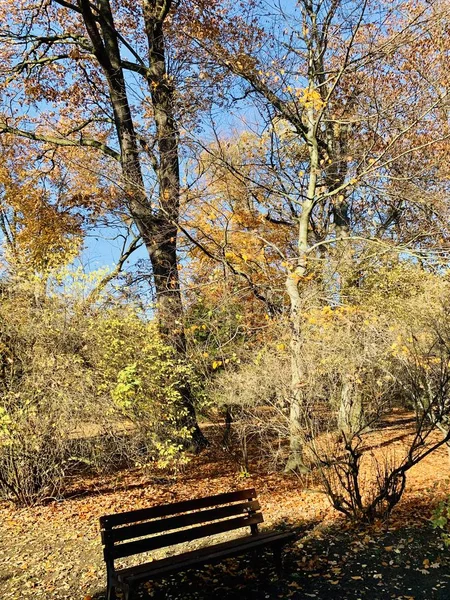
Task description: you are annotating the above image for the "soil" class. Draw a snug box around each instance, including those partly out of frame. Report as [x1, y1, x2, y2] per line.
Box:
[1, 413, 449, 600]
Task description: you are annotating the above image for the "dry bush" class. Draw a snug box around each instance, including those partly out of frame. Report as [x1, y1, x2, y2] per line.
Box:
[0, 273, 202, 504]
[299, 263, 450, 521]
[208, 261, 450, 521]
[299, 305, 398, 435]
[209, 349, 292, 471]
[0, 277, 98, 504]
[208, 307, 398, 474]
[308, 431, 409, 522]
[390, 306, 450, 460]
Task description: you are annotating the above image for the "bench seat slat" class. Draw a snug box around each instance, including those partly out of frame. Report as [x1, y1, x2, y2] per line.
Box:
[100, 488, 256, 529]
[111, 513, 264, 559]
[106, 500, 261, 543]
[117, 530, 296, 584]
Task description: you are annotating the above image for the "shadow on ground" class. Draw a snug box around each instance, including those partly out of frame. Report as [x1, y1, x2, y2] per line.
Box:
[90, 497, 450, 600]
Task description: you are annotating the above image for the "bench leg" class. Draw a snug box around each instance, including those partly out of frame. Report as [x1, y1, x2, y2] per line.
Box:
[106, 573, 117, 600]
[122, 583, 132, 600]
[106, 583, 116, 600]
[273, 545, 283, 577]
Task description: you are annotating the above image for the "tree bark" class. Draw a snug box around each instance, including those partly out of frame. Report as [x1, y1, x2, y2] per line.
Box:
[285, 269, 309, 473]
[337, 379, 363, 434]
[79, 0, 207, 449]
[284, 102, 319, 472]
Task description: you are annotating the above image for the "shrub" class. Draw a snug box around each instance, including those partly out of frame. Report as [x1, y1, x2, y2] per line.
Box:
[209, 348, 291, 470]
[0, 276, 95, 504]
[431, 498, 450, 547]
[0, 272, 202, 504]
[88, 310, 201, 468]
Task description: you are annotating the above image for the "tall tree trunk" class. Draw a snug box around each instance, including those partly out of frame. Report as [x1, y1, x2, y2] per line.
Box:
[142, 0, 207, 449]
[325, 120, 362, 429]
[284, 102, 319, 472]
[142, 0, 184, 344]
[80, 0, 207, 449]
[285, 266, 309, 473]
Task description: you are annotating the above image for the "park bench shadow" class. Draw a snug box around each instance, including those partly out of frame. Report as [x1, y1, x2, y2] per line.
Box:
[90, 520, 313, 600]
[90, 492, 450, 600]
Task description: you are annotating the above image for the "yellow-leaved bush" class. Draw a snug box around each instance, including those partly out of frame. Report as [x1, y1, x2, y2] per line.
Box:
[88, 311, 201, 469]
[0, 270, 202, 504]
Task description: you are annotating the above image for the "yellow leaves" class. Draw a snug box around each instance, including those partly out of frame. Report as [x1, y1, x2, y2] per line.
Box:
[285, 86, 326, 110]
[304, 304, 367, 328]
[289, 269, 314, 284]
[296, 87, 326, 110]
[289, 272, 302, 284]
[276, 343, 287, 351]
[0, 140, 106, 273]
[223, 239, 261, 269]
[187, 323, 207, 334]
[390, 338, 410, 358]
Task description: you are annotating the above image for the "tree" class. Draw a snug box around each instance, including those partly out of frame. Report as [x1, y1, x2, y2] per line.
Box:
[0, 0, 207, 446]
[183, 0, 450, 468]
[0, 136, 83, 272]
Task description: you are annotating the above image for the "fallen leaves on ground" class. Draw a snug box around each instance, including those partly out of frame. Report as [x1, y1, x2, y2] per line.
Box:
[0, 421, 450, 599]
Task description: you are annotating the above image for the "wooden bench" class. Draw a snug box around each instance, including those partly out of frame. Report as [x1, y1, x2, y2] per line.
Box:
[100, 488, 295, 600]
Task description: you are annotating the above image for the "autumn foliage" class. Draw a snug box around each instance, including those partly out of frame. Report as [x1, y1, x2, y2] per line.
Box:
[0, 0, 449, 535]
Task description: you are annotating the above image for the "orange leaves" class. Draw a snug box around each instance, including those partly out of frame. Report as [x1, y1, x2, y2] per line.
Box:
[183, 122, 311, 329]
[0, 144, 84, 272]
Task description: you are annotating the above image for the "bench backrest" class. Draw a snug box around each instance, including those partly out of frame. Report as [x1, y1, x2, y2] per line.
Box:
[100, 488, 263, 562]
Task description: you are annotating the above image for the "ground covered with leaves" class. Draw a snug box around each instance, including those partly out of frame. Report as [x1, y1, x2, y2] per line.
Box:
[1, 421, 450, 600]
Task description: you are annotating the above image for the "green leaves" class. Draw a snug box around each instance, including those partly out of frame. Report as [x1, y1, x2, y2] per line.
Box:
[431, 499, 450, 546]
[112, 363, 142, 410]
